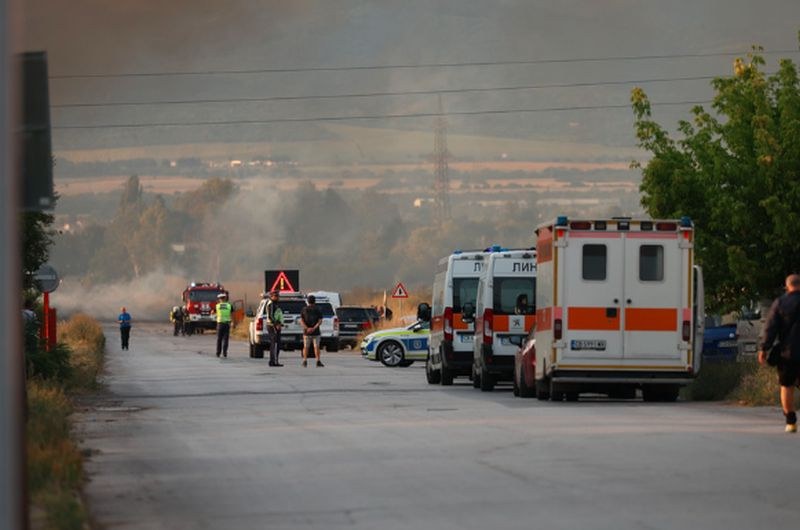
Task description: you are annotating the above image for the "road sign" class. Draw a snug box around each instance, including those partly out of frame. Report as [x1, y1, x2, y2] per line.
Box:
[265, 269, 299, 293]
[33, 264, 59, 293]
[391, 282, 409, 299]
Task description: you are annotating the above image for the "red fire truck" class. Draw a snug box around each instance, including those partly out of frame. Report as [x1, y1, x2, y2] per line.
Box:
[182, 282, 229, 335]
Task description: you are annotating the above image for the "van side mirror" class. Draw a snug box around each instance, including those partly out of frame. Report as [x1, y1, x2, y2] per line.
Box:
[462, 302, 475, 323]
[417, 302, 431, 322]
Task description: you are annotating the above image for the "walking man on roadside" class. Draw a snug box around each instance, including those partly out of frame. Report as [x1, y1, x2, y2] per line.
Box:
[266, 290, 284, 367]
[215, 292, 232, 358]
[758, 273, 800, 433]
[300, 294, 324, 367]
[118, 306, 132, 350]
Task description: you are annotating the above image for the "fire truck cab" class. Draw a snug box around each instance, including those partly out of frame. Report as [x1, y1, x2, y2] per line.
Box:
[182, 282, 228, 335]
[533, 216, 704, 402]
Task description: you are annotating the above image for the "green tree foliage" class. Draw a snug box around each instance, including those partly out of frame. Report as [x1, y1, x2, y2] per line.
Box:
[22, 210, 57, 289]
[631, 46, 800, 311]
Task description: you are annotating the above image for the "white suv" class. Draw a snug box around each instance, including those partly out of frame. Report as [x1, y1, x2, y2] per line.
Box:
[247, 293, 339, 357]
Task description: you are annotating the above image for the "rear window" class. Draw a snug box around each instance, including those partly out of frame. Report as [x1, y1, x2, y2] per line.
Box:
[639, 245, 664, 281]
[337, 307, 369, 322]
[492, 277, 536, 315]
[582, 244, 607, 281]
[452, 277, 479, 312]
[277, 300, 306, 314]
[316, 303, 335, 317]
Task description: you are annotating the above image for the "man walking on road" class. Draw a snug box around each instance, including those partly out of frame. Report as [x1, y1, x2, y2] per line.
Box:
[300, 294, 324, 367]
[215, 293, 232, 358]
[758, 274, 800, 433]
[266, 290, 284, 367]
[118, 307, 132, 350]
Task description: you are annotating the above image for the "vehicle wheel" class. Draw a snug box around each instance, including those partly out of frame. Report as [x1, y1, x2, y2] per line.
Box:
[660, 385, 680, 402]
[608, 386, 636, 400]
[518, 368, 535, 398]
[378, 341, 404, 367]
[253, 344, 265, 359]
[565, 392, 579, 402]
[185, 324, 194, 336]
[479, 366, 495, 392]
[326, 340, 340, 353]
[535, 378, 550, 401]
[472, 364, 481, 389]
[550, 380, 564, 402]
[512, 369, 520, 397]
[398, 360, 414, 367]
[425, 355, 441, 385]
[441, 365, 454, 386]
[249, 342, 255, 358]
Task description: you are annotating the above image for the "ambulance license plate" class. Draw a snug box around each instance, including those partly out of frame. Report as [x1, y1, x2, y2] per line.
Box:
[460, 335, 473, 343]
[571, 340, 606, 351]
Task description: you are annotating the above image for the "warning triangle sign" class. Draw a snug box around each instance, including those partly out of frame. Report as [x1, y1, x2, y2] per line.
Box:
[270, 271, 296, 293]
[391, 282, 409, 299]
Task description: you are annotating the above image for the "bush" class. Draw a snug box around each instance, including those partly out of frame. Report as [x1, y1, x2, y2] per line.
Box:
[25, 343, 71, 382]
[61, 314, 106, 392]
[682, 360, 749, 401]
[730, 361, 782, 406]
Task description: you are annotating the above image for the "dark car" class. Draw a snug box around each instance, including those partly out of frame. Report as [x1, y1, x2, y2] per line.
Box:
[702, 315, 738, 361]
[336, 306, 377, 349]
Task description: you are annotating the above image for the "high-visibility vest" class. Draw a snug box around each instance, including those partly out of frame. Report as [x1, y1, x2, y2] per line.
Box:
[216, 302, 232, 323]
[267, 301, 284, 325]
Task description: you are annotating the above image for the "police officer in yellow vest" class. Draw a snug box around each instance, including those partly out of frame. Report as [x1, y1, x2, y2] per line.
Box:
[215, 292, 232, 358]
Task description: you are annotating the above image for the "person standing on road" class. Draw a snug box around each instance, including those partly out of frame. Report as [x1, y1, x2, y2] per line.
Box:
[118, 307, 132, 350]
[266, 290, 284, 367]
[215, 293, 232, 358]
[170, 305, 183, 336]
[758, 273, 800, 433]
[300, 294, 324, 367]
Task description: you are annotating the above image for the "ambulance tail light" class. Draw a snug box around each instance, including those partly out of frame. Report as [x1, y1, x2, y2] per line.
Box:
[256, 318, 263, 331]
[483, 308, 494, 345]
[682, 320, 691, 341]
[444, 307, 454, 342]
[554, 318, 563, 340]
[362, 320, 372, 331]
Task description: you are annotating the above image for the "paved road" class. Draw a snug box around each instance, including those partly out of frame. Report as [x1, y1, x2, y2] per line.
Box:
[77, 324, 797, 530]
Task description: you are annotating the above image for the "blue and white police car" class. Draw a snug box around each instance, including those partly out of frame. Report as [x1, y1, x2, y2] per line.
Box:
[361, 320, 430, 367]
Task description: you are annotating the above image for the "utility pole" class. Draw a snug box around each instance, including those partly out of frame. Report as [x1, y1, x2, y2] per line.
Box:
[1, 0, 26, 528]
[433, 95, 451, 226]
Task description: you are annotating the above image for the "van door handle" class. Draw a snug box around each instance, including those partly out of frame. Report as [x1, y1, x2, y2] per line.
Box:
[613, 298, 619, 304]
[626, 299, 632, 304]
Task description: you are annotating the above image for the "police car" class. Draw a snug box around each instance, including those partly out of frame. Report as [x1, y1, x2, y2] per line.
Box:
[360, 320, 430, 367]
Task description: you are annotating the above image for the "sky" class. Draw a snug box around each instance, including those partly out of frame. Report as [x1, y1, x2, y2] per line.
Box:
[22, 0, 800, 163]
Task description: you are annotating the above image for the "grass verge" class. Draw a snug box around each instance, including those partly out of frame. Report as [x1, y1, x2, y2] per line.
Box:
[27, 312, 105, 529]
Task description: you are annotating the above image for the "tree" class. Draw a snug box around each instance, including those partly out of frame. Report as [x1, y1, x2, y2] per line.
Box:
[631, 44, 800, 311]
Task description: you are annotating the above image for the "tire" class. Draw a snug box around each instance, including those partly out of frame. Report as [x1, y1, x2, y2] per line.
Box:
[326, 340, 340, 353]
[249, 342, 255, 358]
[425, 355, 441, 384]
[441, 365, 454, 386]
[518, 368, 535, 398]
[479, 366, 495, 392]
[608, 386, 636, 400]
[565, 392, 579, 402]
[643, 385, 679, 402]
[398, 360, 414, 367]
[660, 385, 680, 402]
[550, 380, 564, 402]
[378, 341, 404, 367]
[642, 385, 659, 402]
[253, 344, 265, 359]
[472, 364, 481, 389]
[535, 378, 550, 401]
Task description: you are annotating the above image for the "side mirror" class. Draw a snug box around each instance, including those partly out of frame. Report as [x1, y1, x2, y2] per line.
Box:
[245, 309, 255, 318]
[461, 302, 475, 323]
[417, 302, 431, 322]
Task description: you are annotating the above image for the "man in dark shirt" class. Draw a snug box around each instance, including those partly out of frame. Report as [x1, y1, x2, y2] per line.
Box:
[300, 295, 324, 367]
[758, 274, 800, 433]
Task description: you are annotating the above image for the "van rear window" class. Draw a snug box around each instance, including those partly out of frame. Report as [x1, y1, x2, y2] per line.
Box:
[639, 245, 664, 281]
[582, 244, 607, 281]
[452, 278, 479, 313]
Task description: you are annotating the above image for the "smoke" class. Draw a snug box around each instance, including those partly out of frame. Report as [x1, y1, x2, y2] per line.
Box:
[55, 269, 188, 322]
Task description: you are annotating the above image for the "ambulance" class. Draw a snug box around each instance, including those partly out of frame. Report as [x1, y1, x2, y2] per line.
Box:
[532, 216, 704, 402]
[470, 249, 537, 391]
[426, 250, 487, 385]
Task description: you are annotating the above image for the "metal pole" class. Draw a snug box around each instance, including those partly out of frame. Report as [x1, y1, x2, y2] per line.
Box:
[1, 0, 26, 527]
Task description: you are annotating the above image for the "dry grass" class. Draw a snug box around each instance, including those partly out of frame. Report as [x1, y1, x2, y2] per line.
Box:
[60, 313, 106, 391]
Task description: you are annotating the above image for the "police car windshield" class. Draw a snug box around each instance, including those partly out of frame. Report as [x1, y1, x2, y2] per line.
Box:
[452, 278, 479, 312]
[493, 277, 536, 315]
[189, 290, 223, 302]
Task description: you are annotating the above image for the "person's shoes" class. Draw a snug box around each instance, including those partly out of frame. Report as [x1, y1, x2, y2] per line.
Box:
[223, 353, 227, 358]
[786, 423, 797, 433]
[216, 352, 220, 358]
[316, 361, 324, 367]
[268, 361, 275, 366]
[276, 363, 284, 367]
[302, 360, 307, 367]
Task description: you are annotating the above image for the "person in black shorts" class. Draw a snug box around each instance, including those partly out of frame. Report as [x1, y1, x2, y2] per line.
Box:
[300, 295, 324, 367]
[759, 274, 800, 433]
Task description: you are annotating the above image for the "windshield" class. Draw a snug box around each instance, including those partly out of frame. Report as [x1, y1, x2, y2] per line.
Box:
[452, 278, 479, 313]
[407, 321, 430, 331]
[337, 308, 369, 322]
[492, 277, 536, 315]
[188, 290, 223, 303]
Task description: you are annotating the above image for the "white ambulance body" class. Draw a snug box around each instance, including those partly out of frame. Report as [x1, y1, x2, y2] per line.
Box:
[426, 250, 486, 386]
[534, 217, 704, 402]
[471, 249, 537, 392]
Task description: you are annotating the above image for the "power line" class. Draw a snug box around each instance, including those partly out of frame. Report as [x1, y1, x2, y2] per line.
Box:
[51, 74, 722, 109]
[52, 99, 710, 130]
[48, 49, 800, 80]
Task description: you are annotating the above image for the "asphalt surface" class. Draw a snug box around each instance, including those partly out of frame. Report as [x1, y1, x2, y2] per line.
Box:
[76, 324, 798, 530]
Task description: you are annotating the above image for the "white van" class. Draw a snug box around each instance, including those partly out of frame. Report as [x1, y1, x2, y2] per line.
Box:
[470, 249, 537, 391]
[426, 250, 487, 385]
[532, 216, 704, 402]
